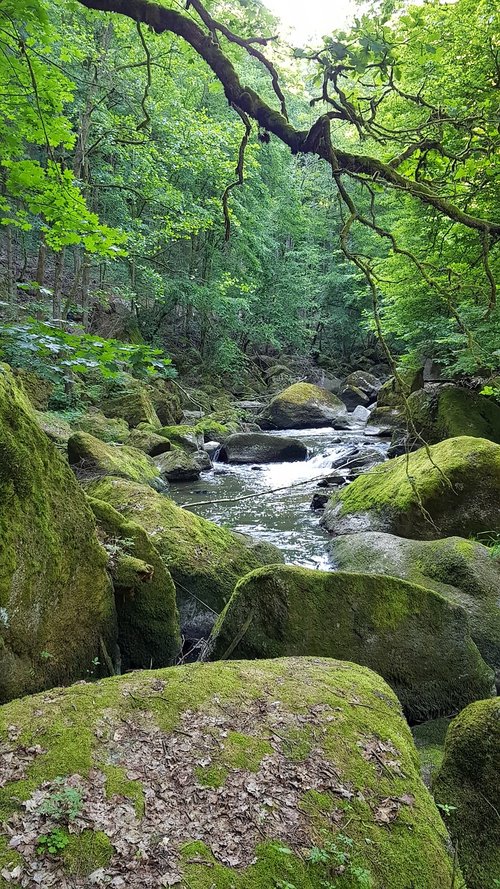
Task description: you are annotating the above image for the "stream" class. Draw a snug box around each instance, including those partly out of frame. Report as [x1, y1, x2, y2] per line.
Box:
[169, 424, 389, 569]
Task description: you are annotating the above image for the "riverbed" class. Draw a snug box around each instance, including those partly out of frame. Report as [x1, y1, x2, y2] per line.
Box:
[169, 425, 389, 569]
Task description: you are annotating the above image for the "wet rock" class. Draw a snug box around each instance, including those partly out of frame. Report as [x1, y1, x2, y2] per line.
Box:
[218, 432, 308, 464]
[310, 492, 329, 510]
[203, 440, 221, 458]
[352, 404, 371, 422]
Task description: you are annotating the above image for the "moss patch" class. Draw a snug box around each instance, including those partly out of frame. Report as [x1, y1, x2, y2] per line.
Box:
[206, 564, 494, 722]
[74, 410, 130, 443]
[62, 830, 114, 876]
[103, 764, 145, 816]
[68, 431, 164, 488]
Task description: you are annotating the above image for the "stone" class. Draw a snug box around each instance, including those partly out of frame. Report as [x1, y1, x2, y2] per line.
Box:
[407, 384, 500, 444]
[258, 383, 348, 430]
[74, 410, 130, 443]
[68, 431, 165, 489]
[0, 657, 459, 888]
[433, 698, 500, 889]
[218, 432, 308, 464]
[155, 450, 202, 482]
[126, 428, 171, 457]
[345, 370, 381, 399]
[0, 366, 117, 703]
[205, 564, 493, 723]
[339, 384, 370, 411]
[322, 436, 500, 540]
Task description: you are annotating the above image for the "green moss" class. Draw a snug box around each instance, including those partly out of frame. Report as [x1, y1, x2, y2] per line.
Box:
[412, 718, 450, 786]
[88, 497, 181, 669]
[0, 834, 22, 888]
[104, 764, 145, 816]
[222, 732, 272, 770]
[101, 383, 160, 429]
[74, 411, 130, 443]
[433, 698, 500, 889]
[157, 424, 202, 451]
[84, 476, 283, 616]
[62, 830, 114, 876]
[274, 383, 339, 406]
[407, 385, 500, 445]
[0, 658, 461, 888]
[33, 409, 73, 446]
[323, 436, 500, 540]
[68, 431, 163, 488]
[330, 532, 500, 672]
[278, 726, 313, 761]
[13, 368, 54, 410]
[194, 764, 228, 788]
[207, 564, 494, 722]
[195, 418, 232, 441]
[0, 365, 116, 704]
[126, 427, 171, 456]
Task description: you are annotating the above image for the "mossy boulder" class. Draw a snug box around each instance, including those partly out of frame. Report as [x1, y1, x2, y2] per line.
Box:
[365, 405, 404, 435]
[0, 366, 117, 703]
[13, 369, 53, 410]
[0, 657, 460, 888]
[157, 424, 203, 452]
[33, 410, 73, 447]
[74, 409, 130, 443]
[126, 428, 171, 457]
[68, 431, 165, 489]
[101, 381, 160, 429]
[330, 532, 500, 678]
[205, 565, 494, 722]
[433, 698, 500, 889]
[146, 378, 183, 426]
[259, 383, 348, 430]
[156, 449, 202, 481]
[377, 367, 424, 408]
[322, 436, 500, 539]
[345, 370, 381, 400]
[83, 476, 283, 639]
[195, 416, 237, 442]
[218, 432, 308, 464]
[88, 497, 180, 669]
[339, 384, 369, 411]
[407, 384, 500, 444]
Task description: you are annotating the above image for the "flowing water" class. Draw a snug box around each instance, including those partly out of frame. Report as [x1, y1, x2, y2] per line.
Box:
[169, 425, 389, 570]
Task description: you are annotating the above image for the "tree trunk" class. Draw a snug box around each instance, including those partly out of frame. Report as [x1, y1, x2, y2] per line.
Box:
[82, 253, 91, 330]
[52, 248, 65, 326]
[6, 226, 16, 316]
[36, 236, 46, 286]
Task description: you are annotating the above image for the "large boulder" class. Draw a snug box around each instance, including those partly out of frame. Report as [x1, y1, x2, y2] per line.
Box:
[377, 367, 424, 408]
[433, 698, 500, 889]
[339, 384, 369, 411]
[205, 565, 494, 722]
[126, 428, 171, 457]
[157, 424, 203, 452]
[84, 476, 283, 641]
[0, 366, 117, 703]
[218, 432, 308, 464]
[74, 410, 130, 443]
[345, 370, 381, 400]
[330, 533, 500, 678]
[259, 383, 348, 430]
[101, 381, 160, 429]
[407, 384, 500, 444]
[365, 406, 404, 436]
[322, 436, 500, 539]
[155, 449, 202, 481]
[68, 431, 165, 490]
[0, 658, 460, 888]
[146, 378, 183, 426]
[89, 497, 181, 669]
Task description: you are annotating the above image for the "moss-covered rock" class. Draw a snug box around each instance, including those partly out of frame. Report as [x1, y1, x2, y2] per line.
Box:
[205, 565, 494, 722]
[88, 497, 181, 669]
[407, 384, 500, 444]
[68, 431, 165, 489]
[433, 698, 500, 889]
[0, 657, 461, 888]
[195, 416, 237, 442]
[101, 381, 160, 429]
[126, 427, 171, 456]
[345, 370, 381, 399]
[412, 718, 450, 787]
[74, 410, 130, 443]
[218, 432, 308, 464]
[330, 532, 500, 678]
[155, 449, 202, 481]
[0, 366, 117, 703]
[365, 405, 404, 435]
[146, 378, 183, 426]
[377, 367, 424, 408]
[157, 424, 203, 452]
[33, 410, 73, 447]
[259, 383, 348, 430]
[322, 436, 500, 539]
[13, 369, 53, 410]
[83, 476, 283, 638]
